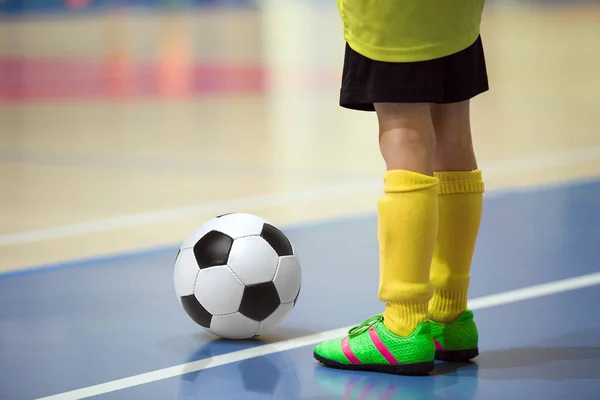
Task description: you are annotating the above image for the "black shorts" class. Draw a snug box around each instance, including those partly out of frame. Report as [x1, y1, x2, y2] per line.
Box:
[340, 36, 489, 111]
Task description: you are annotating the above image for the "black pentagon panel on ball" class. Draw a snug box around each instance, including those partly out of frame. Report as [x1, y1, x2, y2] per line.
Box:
[239, 282, 281, 321]
[260, 224, 293, 257]
[180, 295, 212, 328]
[216, 213, 233, 218]
[193, 230, 233, 269]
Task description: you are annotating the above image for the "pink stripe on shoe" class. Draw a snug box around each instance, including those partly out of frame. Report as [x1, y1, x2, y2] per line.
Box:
[341, 337, 361, 364]
[434, 338, 445, 351]
[368, 328, 400, 364]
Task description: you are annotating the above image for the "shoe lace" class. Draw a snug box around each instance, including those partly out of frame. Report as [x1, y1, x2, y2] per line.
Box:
[348, 314, 383, 338]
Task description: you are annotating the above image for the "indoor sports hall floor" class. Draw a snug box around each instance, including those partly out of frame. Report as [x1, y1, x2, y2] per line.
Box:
[1, 0, 600, 399]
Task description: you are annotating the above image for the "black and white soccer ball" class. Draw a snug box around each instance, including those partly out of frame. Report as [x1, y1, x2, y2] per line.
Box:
[174, 213, 302, 339]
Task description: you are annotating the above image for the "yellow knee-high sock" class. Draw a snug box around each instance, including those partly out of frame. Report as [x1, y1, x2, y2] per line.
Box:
[378, 169, 439, 337]
[429, 170, 485, 323]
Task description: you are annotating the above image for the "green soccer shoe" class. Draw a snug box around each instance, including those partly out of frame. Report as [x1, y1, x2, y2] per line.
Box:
[313, 314, 435, 375]
[430, 309, 479, 362]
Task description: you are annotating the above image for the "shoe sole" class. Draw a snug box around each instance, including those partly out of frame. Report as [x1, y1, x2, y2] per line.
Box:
[435, 347, 479, 362]
[314, 352, 434, 376]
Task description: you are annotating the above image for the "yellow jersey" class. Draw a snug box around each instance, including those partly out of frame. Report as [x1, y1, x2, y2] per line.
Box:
[338, 0, 486, 62]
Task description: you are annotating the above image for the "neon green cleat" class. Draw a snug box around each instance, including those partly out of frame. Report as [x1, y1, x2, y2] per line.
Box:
[430, 310, 479, 362]
[313, 314, 435, 375]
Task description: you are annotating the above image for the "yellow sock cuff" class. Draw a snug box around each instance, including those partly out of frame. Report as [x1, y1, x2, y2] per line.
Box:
[434, 169, 485, 195]
[384, 169, 439, 193]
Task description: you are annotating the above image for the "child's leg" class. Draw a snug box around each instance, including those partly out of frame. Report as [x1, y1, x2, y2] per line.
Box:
[377, 103, 436, 175]
[313, 103, 439, 375]
[432, 101, 478, 172]
[428, 100, 485, 361]
[374, 103, 439, 337]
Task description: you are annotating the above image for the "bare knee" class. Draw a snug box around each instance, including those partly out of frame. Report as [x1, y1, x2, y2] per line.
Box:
[374, 103, 436, 175]
[430, 101, 472, 143]
[430, 101, 478, 171]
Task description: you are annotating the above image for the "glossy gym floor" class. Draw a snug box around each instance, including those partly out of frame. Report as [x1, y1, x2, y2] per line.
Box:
[1, 0, 599, 399]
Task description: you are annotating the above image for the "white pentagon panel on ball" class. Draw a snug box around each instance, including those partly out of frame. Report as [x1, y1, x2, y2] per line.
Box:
[212, 213, 270, 239]
[180, 218, 217, 250]
[173, 248, 200, 297]
[256, 302, 294, 336]
[227, 236, 279, 285]
[194, 265, 244, 315]
[210, 312, 260, 339]
[272, 256, 302, 303]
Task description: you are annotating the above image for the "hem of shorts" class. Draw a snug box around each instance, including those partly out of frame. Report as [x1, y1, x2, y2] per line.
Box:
[344, 29, 481, 63]
[339, 86, 489, 112]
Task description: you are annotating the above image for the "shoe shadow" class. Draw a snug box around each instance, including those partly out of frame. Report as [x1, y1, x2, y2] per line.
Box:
[431, 360, 480, 399]
[431, 361, 478, 377]
[475, 345, 600, 381]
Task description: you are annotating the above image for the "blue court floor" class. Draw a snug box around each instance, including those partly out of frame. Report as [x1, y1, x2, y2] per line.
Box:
[1, 180, 600, 400]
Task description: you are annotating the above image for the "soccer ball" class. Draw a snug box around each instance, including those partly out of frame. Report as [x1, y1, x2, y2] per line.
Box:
[174, 213, 302, 339]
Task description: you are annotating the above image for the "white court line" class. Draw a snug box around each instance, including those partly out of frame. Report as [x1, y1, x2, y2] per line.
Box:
[2, 145, 600, 247]
[37, 271, 600, 400]
[0, 180, 380, 246]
